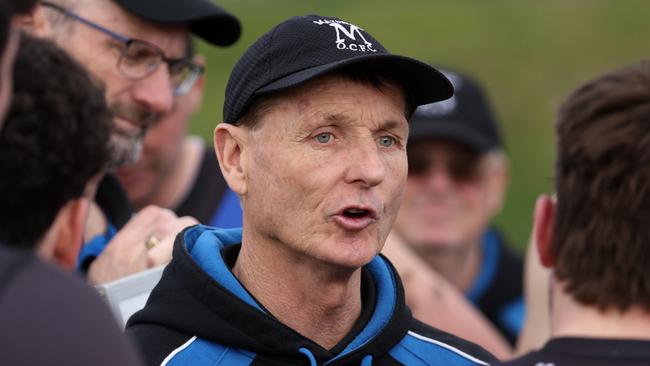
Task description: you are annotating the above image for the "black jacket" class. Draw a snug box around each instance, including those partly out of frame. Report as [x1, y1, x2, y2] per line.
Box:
[0, 243, 142, 365]
[127, 226, 497, 366]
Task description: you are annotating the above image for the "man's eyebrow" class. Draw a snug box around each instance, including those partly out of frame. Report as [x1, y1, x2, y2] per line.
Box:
[322, 113, 406, 128]
[315, 113, 408, 135]
[380, 119, 408, 131]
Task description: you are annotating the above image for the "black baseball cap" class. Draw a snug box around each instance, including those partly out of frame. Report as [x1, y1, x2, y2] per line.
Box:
[223, 14, 453, 124]
[113, 0, 240, 47]
[409, 68, 502, 153]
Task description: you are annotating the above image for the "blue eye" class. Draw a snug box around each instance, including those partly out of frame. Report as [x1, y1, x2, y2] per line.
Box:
[315, 132, 332, 144]
[378, 136, 396, 147]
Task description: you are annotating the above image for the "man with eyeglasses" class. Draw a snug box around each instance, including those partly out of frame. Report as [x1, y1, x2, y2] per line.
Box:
[16, 0, 240, 284]
[390, 68, 524, 346]
[114, 43, 244, 230]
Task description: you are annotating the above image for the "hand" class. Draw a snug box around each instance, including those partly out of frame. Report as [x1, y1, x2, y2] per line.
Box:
[87, 205, 197, 285]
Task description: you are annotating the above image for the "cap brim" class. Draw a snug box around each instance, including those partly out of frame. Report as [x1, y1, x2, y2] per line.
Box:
[255, 54, 453, 109]
[114, 0, 241, 46]
[408, 118, 495, 153]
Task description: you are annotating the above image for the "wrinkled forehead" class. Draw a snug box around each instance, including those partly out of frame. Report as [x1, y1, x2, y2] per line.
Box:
[257, 73, 409, 128]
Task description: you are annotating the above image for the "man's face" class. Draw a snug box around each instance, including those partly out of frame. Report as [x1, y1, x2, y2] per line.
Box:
[37, 1, 188, 166]
[242, 75, 409, 270]
[115, 73, 202, 207]
[393, 140, 506, 252]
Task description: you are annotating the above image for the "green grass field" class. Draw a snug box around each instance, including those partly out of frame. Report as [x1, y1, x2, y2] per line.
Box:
[188, 0, 650, 251]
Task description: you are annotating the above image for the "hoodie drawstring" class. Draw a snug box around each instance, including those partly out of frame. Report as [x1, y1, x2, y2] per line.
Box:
[360, 355, 373, 366]
[299, 347, 373, 366]
[299, 347, 318, 366]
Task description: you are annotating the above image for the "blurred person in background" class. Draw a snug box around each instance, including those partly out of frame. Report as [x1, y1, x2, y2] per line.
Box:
[500, 61, 650, 365]
[15, 0, 240, 284]
[0, 33, 141, 365]
[115, 43, 242, 228]
[391, 68, 524, 345]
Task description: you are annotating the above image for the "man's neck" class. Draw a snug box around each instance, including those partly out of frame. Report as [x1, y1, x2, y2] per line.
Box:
[142, 136, 203, 210]
[232, 234, 363, 350]
[551, 280, 650, 340]
[417, 240, 481, 292]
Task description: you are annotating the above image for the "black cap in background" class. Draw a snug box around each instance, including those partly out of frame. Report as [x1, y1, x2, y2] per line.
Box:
[223, 14, 453, 124]
[113, 0, 240, 47]
[409, 68, 502, 153]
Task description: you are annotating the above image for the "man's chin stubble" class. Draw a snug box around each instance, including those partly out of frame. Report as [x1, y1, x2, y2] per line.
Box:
[108, 133, 144, 168]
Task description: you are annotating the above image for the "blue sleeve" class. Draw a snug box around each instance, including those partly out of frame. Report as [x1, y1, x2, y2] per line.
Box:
[77, 223, 117, 272]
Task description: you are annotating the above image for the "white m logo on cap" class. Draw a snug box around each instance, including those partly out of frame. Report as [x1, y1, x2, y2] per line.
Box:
[328, 23, 371, 48]
[313, 19, 377, 53]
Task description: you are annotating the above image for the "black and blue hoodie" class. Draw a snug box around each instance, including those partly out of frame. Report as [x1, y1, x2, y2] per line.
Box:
[127, 225, 498, 366]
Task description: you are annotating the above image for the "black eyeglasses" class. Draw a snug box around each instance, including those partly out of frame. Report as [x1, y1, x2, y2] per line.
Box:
[41, 1, 204, 96]
[407, 142, 484, 182]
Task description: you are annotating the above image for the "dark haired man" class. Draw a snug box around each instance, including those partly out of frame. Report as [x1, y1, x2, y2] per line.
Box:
[499, 62, 650, 365]
[391, 69, 523, 345]
[128, 15, 497, 365]
[0, 34, 141, 365]
[16, 0, 240, 284]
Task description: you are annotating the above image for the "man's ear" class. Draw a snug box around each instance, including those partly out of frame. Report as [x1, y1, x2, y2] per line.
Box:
[13, 4, 53, 36]
[485, 155, 509, 216]
[214, 123, 248, 195]
[533, 194, 556, 268]
[51, 197, 91, 271]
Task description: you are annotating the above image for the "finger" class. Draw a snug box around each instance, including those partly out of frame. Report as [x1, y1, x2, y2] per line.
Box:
[146, 235, 174, 268]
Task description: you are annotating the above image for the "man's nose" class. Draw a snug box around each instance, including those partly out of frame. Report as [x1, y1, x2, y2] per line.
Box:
[130, 66, 174, 115]
[344, 141, 386, 188]
[424, 164, 455, 192]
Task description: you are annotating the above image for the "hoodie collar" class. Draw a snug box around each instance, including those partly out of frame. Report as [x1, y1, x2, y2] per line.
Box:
[154, 225, 411, 364]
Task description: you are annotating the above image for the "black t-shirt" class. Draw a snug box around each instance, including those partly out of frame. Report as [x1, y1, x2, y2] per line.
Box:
[0, 243, 142, 365]
[499, 337, 650, 366]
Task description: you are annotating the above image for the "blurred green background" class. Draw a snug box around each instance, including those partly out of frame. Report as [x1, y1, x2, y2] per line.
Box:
[189, 0, 650, 252]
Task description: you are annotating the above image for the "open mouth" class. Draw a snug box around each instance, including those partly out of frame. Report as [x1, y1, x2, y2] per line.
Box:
[342, 207, 372, 219]
[333, 206, 378, 231]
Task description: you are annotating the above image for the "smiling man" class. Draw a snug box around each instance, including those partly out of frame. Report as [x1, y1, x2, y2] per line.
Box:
[128, 15, 497, 366]
[17, 0, 240, 284]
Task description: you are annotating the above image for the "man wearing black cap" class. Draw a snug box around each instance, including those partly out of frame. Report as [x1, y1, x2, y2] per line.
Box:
[391, 68, 523, 345]
[127, 15, 497, 366]
[16, 0, 240, 284]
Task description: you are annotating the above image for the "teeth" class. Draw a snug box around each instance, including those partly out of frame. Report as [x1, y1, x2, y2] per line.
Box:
[346, 208, 364, 213]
